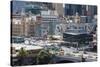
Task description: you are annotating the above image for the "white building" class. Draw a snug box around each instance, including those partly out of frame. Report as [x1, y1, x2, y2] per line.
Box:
[39, 10, 62, 37]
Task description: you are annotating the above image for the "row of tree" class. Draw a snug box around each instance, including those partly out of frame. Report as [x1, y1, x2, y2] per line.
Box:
[13, 47, 55, 66]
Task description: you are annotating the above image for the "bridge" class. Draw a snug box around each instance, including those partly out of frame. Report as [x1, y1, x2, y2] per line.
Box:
[53, 55, 97, 63]
[53, 55, 82, 63]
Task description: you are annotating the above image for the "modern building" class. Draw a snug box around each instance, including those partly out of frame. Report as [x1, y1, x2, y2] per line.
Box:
[40, 10, 62, 37]
[52, 3, 64, 16]
[86, 5, 97, 16]
[65, 4, 82, 16]
[62, 22, 97, 47]
[64, 4, 97, 16]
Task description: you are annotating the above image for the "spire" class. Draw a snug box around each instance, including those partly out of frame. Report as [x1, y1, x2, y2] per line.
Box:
[21, 8, 25, 16]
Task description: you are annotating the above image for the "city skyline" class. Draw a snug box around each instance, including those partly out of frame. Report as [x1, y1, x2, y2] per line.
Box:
[11, 1, 97, 66]
[11, 1, 97, 16]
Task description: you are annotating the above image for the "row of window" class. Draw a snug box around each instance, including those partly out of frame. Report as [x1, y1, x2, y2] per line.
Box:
[66, 29, 87, 33]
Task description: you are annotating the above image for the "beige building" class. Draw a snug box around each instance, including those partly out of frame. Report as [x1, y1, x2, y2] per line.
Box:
[12, 13, 36, 37]
[12, 14, 25, 36]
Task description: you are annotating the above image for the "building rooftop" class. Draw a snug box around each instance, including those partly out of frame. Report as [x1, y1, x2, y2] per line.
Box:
[12, 43, 43, 50]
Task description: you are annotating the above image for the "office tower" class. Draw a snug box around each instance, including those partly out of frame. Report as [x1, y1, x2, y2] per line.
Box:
[53, 3, 64, 16]
[65, 4, 82, 16]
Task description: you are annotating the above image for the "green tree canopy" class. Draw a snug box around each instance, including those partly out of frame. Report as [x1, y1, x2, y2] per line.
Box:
[17, 47, 28, 57]
[36, 49, 53, 64]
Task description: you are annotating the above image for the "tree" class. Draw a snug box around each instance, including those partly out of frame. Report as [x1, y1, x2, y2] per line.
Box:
[17, 47, 28, 65]
[18, 47, 28, 57]
[36, 49, 53, 64]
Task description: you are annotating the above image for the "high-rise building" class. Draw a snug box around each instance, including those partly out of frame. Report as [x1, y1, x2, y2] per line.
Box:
[86, 5, 97, 16]
[12, 14, 25, 36]
[65, 4, 82, 16]
[12, 12, 36, 37]
[64, 4, 97, 16]
[39, 10, 62, 37]
[52, 3, 64, 16]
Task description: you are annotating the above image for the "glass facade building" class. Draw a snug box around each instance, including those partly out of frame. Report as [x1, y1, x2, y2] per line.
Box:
[64, 4, 97, 16]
